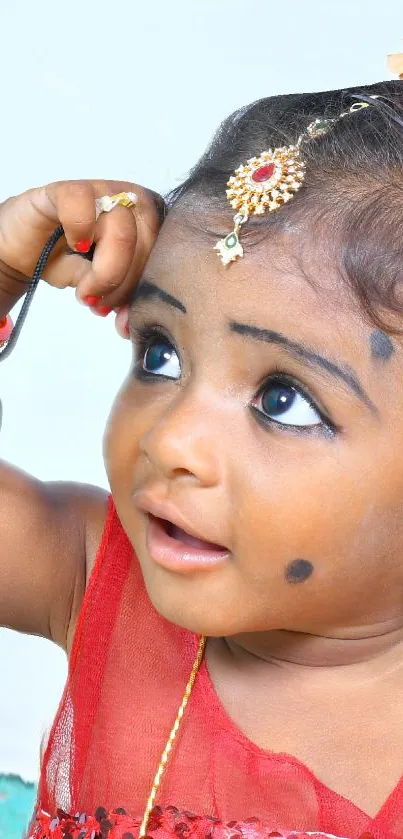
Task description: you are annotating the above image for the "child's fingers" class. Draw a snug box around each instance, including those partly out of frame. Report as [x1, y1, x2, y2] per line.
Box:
[40, 250, 95, 290]
[74, 186, 162, 307]
[48, 181, 97, 252]
[27, 179, 163, 311]
[0, 180, 163, 301]
[75, 204, 138, 303]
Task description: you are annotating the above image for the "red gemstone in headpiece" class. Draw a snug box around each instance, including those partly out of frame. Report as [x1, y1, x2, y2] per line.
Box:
[251, 163, 276, 183]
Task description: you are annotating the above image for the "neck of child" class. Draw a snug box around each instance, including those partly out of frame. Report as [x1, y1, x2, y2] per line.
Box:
[221, 620, 403, 682]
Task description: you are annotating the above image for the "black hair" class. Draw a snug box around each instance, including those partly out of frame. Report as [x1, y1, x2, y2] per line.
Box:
[167, 81, 403, 335]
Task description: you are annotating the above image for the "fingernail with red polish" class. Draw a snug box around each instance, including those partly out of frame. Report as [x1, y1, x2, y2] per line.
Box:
[96, 305, 113, 316]
[75, 239, 92, 253]
[83, 295, 99, 307]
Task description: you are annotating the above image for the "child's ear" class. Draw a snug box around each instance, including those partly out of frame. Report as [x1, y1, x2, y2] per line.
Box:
[114, 305, 130, 340]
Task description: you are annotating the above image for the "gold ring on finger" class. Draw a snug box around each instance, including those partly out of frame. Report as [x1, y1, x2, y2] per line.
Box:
[95, 191, 138, 221]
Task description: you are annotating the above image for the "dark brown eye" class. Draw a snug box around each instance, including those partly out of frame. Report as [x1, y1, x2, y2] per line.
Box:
[142, 338, 180, 379]
[256, 379, 321, 427]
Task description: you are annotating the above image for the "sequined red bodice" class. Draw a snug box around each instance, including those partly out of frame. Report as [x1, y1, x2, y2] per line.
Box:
[30, 497, 403, 839]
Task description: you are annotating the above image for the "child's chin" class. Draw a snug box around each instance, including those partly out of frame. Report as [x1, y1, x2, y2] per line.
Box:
[141, 571, 236, 637]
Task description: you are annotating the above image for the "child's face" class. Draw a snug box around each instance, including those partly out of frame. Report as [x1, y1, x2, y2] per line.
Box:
[104, 211, 403, 638]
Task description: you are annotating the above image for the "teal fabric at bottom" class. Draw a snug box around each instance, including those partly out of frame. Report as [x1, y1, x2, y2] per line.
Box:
[0, 774, 37, 839]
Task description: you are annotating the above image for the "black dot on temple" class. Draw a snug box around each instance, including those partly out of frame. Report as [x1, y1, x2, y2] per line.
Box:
[285, 559, 314, 584]
[370, 330, 394, 361]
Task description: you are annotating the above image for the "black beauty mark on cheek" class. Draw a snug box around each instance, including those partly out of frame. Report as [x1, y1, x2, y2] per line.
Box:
[370, 330, 394, 361]
[285, 559, 314, 584]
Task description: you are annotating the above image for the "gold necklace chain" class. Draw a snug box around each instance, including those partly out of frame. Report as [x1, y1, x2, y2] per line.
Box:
[139, 635, 207, 837]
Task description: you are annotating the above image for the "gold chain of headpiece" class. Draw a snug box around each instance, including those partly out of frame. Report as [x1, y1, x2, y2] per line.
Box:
[139, 635, 207, 837]
[214, 97, 379, 265]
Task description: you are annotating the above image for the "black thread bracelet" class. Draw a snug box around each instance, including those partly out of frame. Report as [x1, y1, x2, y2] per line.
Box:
[0, 225, 65, 362]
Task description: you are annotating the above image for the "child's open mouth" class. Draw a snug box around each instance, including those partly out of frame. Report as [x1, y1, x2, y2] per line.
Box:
[146, 514, 230, 573]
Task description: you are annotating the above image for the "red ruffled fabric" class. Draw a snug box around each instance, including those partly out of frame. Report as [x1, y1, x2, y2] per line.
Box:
[29, 804, 368, 839]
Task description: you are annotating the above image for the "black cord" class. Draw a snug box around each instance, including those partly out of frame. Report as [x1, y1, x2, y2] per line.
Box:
[0, 224, 65, 362]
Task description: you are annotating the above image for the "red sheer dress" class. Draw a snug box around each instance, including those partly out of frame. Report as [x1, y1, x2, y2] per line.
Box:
[29, 497, 403, 839]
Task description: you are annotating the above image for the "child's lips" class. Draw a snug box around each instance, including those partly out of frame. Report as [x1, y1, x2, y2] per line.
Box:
[134, 492, 229, 548]
[166, 520, 226, 551]
[146, 514, 230, 573]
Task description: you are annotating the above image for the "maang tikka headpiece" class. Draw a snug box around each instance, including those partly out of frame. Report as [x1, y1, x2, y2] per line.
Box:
[214, 96, 379, 265]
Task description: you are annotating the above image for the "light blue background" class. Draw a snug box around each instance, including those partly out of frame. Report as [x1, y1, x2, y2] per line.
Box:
[0, 0, 401, 782]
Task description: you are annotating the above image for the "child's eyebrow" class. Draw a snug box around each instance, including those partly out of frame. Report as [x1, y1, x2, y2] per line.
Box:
[230, 321, 378, 416]
[131, 279, 187, 314]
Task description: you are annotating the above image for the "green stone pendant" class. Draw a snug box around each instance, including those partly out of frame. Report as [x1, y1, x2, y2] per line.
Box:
[224, 232, 238, 249]
[214, 227, 244, 265]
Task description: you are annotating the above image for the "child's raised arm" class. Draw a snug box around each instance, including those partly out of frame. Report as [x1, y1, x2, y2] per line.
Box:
[0, 179, 163, 649]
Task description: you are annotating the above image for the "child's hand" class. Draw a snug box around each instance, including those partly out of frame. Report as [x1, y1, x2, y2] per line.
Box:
[0, 179, 164, 313]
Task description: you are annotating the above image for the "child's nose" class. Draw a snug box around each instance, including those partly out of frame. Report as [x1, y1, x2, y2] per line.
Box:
[138, 391, 222, 487]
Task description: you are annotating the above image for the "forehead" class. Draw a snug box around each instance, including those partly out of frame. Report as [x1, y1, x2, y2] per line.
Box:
[144, 211, 369, 351]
